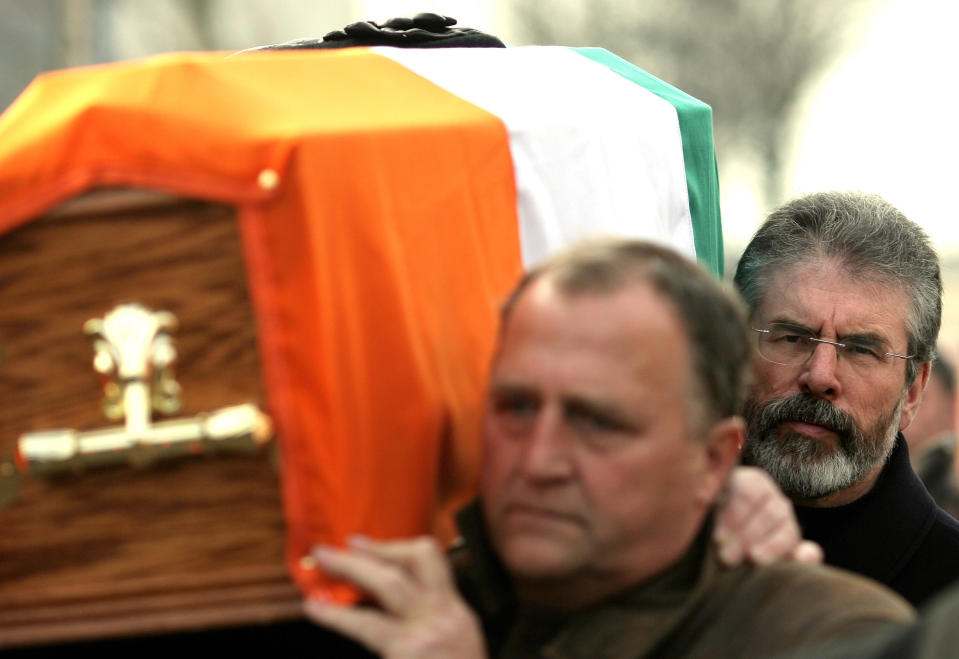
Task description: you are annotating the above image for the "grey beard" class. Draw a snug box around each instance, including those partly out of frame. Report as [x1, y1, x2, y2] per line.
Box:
[742, 394, 901, 500]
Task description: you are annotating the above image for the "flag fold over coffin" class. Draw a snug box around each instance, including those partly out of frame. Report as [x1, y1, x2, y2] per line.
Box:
[0, 46, 722, 601]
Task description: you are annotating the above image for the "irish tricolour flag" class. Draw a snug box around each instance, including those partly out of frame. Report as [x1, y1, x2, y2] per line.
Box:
[0, 45, 721, 600]
[373, 46, 722, 274]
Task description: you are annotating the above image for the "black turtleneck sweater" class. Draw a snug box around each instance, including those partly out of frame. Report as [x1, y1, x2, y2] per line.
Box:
[795, 434, 959, 607]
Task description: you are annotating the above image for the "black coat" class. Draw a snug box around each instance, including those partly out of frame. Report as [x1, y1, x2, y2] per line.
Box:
[796, 434, 959, 607]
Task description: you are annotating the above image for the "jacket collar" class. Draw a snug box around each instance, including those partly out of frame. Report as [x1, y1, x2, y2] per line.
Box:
[454, 502, 728, 659]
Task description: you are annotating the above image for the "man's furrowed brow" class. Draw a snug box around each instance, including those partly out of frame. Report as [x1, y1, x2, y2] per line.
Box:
[488, 379, 534, 396]
[563, 394, 639, 432]
[767, 318, 814, 333]
[767, 317, 893, 350]
[836, 331, 889, 350]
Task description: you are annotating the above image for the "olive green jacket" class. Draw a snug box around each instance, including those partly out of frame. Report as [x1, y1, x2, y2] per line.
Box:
[452, 502, 915, 659]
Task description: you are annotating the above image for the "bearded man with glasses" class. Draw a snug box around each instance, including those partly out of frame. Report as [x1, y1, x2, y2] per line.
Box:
[734, 191, 959, 606]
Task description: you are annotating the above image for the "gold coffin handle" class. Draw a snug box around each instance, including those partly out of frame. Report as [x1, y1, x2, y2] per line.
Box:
[0, 305, 275, 508]
[13, 403, 273, 477]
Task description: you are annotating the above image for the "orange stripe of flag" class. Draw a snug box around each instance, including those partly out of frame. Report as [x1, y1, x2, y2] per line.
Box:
[236, 51, 524, 601]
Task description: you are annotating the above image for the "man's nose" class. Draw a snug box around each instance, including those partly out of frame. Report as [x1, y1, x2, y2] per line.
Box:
[518, 408, 575, 482]
[797, 341, 842, 400]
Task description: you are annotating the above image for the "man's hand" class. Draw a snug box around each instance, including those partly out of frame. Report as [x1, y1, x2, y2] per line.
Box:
[714, 466, 824, 566]
[303, 535, 486, 659]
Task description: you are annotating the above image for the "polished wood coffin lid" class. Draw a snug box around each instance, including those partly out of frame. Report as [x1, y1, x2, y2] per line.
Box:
[0, 190, 302, 648]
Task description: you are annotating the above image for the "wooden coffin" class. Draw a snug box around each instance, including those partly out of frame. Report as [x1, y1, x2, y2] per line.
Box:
[0, 189, 310, 650]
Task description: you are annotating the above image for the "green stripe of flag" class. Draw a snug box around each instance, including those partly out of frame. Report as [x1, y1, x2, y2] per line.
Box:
[573, 47, 724, 277]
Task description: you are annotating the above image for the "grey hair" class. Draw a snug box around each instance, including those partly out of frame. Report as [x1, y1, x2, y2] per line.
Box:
[500, 238, 752, 428]
[734, 191, 941, 386]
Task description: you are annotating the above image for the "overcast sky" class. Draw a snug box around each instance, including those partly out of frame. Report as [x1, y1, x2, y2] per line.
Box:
[788, 0, 959, 252]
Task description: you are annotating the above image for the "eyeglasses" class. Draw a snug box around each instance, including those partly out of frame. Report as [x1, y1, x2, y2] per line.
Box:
[752, 325, 914, 373]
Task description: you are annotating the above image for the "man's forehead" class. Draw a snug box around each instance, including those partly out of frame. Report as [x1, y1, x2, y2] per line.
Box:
[492, 278, 692, 395]
[757, 259, 910, 339]
[502, 277, 680, 343]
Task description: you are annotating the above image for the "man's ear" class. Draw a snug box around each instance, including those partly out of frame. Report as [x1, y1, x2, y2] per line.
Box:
[695, 416, 745, 507]
[899, 360, 932, 432]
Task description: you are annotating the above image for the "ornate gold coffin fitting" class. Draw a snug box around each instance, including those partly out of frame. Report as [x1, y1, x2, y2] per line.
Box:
[5, 303, 273, 494]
